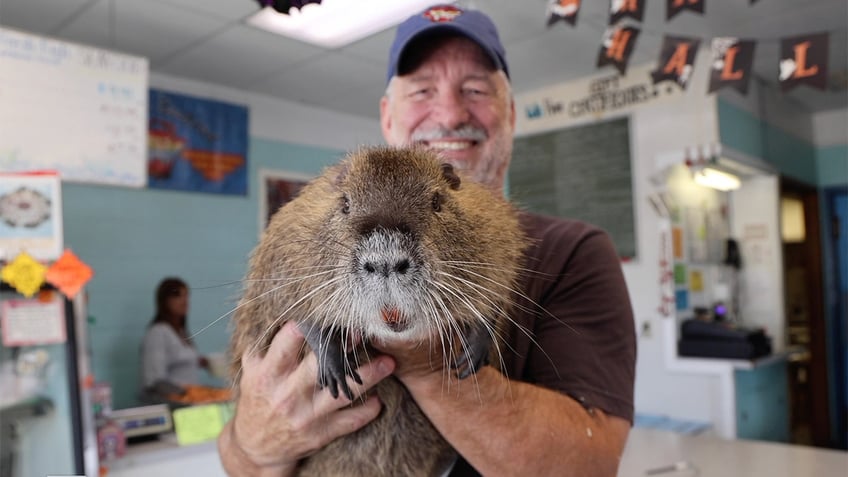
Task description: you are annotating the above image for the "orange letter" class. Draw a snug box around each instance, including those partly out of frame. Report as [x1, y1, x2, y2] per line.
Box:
[720, 46, 744, 80]
[662, 43, 691, 75]
[622, 0, 639, 11]
[607, 29, 633, 62]
[792, 41, 819, 78]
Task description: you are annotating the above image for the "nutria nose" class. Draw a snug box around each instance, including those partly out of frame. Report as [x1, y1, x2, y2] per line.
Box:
[363, 258, 411, 277]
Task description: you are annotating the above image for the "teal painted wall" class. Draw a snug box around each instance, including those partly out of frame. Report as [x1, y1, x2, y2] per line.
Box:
[717, 99, 819, 185]
[817, 145, 848, 187]
[63, 137, 343, 409]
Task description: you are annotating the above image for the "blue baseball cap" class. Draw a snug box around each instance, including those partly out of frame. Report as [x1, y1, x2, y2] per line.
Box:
[386, 4, 509, 84]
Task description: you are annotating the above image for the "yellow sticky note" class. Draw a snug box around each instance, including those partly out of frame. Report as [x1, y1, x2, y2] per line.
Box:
[690, 270, 704, 292]
[1, 252, 47, 297]
[172, 404, 225, 446]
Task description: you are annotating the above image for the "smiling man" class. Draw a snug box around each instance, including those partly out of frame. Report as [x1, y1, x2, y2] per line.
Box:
[219, 5, 636, 477]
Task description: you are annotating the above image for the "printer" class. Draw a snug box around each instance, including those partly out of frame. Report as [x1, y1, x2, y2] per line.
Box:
[678, 318, 772, 360]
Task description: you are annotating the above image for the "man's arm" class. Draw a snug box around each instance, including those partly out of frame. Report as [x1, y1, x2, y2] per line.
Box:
[399, 365, 630, 476]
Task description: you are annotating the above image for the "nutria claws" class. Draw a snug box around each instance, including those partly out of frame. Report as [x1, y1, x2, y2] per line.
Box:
[300, 323, 363, 401]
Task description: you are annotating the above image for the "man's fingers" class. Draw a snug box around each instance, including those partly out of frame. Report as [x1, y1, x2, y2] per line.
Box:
[248, 320, 306, 376]
[321, 395, 383, 440]
[312, 355, 395, 413]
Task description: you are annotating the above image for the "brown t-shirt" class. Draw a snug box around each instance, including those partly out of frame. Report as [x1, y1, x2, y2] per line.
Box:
[450, 212, 636, 476]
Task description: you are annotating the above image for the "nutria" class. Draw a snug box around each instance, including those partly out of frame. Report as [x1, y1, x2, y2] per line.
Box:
[229, 145, 528, 476]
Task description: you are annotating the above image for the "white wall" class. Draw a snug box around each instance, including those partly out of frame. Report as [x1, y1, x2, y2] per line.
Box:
[514, 51, 738, 430]
[730, 176, 785, 348]
[149, 72, 384, 151]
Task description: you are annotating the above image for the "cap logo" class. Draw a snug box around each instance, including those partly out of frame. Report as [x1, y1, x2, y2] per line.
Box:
[423, 5, 462, 23]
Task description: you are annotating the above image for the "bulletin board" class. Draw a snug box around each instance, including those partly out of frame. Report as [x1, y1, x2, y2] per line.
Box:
[0, 27, 148, 187]
[508, 116, 636, 258]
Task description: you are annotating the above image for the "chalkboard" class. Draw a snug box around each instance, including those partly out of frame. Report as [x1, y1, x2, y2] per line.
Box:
[0, 27, 148, 187]
[508, 116, 636, 258]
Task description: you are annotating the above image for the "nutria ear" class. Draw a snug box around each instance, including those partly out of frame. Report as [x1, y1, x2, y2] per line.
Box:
[440, 163, 461, 190]
[333, 162, 350, 187]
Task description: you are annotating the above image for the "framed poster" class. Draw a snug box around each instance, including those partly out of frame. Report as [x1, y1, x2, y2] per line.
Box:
[258, 169, 312, 237]
[0, 171, 63, 261]
[147, 89, 248, 195]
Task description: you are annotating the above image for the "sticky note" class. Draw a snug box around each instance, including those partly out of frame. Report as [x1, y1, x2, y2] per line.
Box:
[45, 249, 94, 299]
[172, 403, 226, 446]
[1, 252, 47, 297]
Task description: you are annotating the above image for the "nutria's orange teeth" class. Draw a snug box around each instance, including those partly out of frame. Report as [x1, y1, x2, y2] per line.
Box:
[381, 307, 401, 324]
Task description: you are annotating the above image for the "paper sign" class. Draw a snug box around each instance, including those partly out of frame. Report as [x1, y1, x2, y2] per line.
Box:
[1, 251, 47, 297]
[172, 403, 226, 446]
[674, 263, 687, 286]
[1, 294, 66, 346]
[45, 249, 94, 299]
[0, 172, 64, 261]
[672, 227, 683, 259]
[689, 270, 704, 292]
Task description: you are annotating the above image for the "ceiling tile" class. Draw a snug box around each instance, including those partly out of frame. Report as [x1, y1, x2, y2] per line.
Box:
[314, 84, 384, 120]
[0, 0, 92, 34]
[155, 0, 259, 21]
[252, 52, 385, 104]
[114, 0, 227, 63]
[51, 0, 112, 50]
[158, 24, 325, 88]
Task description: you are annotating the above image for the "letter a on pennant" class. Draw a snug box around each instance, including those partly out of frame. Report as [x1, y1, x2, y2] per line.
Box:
[651, 36, 700, 89]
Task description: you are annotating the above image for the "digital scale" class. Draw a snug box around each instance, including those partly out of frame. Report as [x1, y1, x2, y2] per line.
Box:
[108, 404, 173, 438]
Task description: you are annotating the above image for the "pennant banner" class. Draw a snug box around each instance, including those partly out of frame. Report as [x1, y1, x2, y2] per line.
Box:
[667, 0, 704, 20]
[598, 26, 641, 75]
[610, 0, 645, 25]
[708, 37, 756, 94]
[779, 32, 829, 92]
[547, 0, 581, 27]
[651, 36, 701, 90]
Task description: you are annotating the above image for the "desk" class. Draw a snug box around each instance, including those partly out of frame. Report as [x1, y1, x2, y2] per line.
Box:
[620, 428, 847, 476]
[108, 427, 847, 476]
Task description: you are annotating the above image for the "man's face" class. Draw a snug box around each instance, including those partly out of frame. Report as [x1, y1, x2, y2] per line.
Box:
[380, 36, 515, 190]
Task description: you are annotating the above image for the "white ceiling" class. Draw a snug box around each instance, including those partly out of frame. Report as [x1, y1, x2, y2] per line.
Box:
[1, 0, 846, 120]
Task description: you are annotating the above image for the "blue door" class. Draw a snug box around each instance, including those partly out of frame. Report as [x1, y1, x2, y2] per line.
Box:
[829, 190, 848, 449]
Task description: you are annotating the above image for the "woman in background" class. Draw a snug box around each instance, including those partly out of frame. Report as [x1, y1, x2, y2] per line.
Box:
[140, 277, 209, 400]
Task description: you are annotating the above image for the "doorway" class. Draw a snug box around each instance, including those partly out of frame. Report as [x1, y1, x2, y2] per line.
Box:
[780, 178, 830, 447]
[825, 188, 848, 449]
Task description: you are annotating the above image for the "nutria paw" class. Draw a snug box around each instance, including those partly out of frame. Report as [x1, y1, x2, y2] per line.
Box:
[300, 323, 362, 400]
[451, 324, 492, 379]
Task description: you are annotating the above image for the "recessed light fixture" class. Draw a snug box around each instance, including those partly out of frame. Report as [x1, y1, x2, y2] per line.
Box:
[246, 0, 455, 49]
[692, 166, 741, 191]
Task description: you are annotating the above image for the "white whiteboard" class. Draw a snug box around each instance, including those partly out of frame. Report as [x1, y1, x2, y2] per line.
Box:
[0, 27, 148, 187]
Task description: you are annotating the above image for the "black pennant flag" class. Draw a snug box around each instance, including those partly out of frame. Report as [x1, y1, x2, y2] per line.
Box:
[667, 0, 704, 20]
[708, 38, 756, 94]
[651, 36, 701, 89]
[597, 26, 641, 75]
[609, 0, 645, 25]
[547, 0, 581, 27]
[779, 33, 829, 91]
[258, 0, 322, 13]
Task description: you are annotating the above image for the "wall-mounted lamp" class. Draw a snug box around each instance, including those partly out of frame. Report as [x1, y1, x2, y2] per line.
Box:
[692, 167, 741, 191]
[247, 0, 455, 48]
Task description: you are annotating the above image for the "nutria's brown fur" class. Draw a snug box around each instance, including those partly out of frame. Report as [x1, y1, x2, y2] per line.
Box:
[229, 145, 528, 476]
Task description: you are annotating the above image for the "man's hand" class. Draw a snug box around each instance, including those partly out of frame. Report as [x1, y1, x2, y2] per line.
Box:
[218, 320, 396, 476]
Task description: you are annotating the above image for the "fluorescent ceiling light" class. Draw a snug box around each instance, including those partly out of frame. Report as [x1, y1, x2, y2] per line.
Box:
[693, 167, 741, 191]
[246, 0, 455, 49]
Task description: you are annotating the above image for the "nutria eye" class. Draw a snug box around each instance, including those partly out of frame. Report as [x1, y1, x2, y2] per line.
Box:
[341, 196, 350, 214]
[431, 192, 442, 212]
